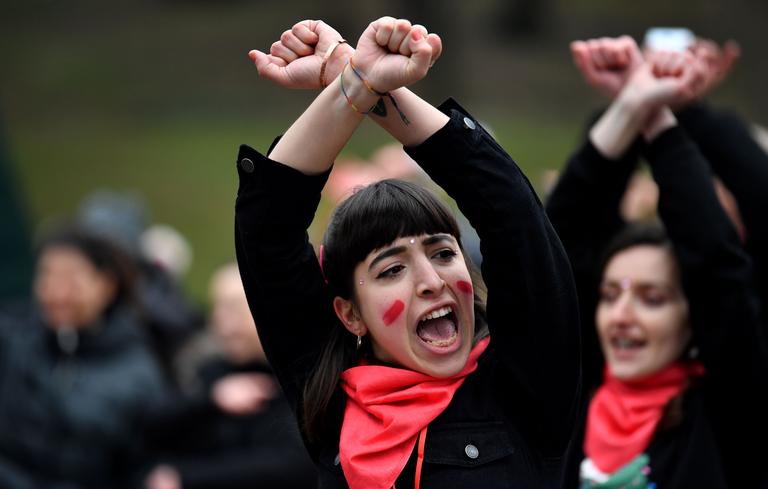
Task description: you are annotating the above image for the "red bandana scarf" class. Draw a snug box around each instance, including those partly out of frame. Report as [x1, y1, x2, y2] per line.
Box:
[339, 337, 490, 489]
[584, 361, 705, 474]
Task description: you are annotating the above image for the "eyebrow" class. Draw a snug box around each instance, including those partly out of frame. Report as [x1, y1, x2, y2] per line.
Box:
[423, 234, 455, 246]
[368, 246, 407, 271]
[368, 234, 456, 271]
[602, 279, 673, 291]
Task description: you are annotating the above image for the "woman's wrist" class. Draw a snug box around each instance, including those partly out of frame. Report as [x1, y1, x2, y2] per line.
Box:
[589, 94, 645, 160]
[642, 107, 678, 142]
[337, 61, 380, 116]
[322, 42, 356, 88]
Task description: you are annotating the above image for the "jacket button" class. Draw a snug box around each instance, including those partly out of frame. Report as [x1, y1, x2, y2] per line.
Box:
[464, 444, 479, 459]
[334, 453, 341, 466]
[240, 157, 255, 173]
[462, 117, 476, 130]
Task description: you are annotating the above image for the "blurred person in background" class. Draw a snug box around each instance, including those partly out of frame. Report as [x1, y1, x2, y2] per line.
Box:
[548, 36, 768, 488]
[77, 190, 204, 383]
[572, 31, 768, 324]
[142, 263, 316, 489]
[0, 225, 166, 488]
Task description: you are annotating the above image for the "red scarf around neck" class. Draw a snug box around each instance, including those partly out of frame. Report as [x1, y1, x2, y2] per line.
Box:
[584, 361, 705, 474]
[339, 337, 490, 489]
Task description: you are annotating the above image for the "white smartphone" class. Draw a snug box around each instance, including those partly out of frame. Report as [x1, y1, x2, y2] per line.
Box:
[643, 27, 696, 52]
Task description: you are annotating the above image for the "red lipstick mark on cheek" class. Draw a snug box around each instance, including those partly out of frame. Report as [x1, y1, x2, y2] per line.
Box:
[382, 300, 405, 326]
[456, 280, 473, 295]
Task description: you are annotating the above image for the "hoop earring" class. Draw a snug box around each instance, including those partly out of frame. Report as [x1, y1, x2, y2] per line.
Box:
[356, 335, 362, 350]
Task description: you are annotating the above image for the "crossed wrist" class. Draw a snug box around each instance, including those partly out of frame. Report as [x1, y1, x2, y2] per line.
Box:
[321, 40, 355, 88]
[338, 62, 379, 114]
[614, 89, 650, 124]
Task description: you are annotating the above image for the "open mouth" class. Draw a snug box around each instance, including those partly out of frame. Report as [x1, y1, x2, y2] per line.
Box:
[610, 336, 646, 356]
[416, 306, 459, 348]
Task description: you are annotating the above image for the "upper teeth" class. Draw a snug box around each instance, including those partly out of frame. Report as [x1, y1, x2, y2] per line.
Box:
[615, 338, 639, 348]
[421, 306, 452, 322]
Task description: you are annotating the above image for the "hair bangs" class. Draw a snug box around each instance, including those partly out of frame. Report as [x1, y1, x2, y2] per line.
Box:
[323, 179, 461, 298]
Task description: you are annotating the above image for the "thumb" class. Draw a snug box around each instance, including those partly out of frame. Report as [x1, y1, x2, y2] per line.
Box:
[570, 41, 587, 64]
[249, 49, 287, 83]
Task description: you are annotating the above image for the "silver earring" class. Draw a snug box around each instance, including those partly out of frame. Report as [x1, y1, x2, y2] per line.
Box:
[358, 279, 364, 286]
[356, 335, 362, 350]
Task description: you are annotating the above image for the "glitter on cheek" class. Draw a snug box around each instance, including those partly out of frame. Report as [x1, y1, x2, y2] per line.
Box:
[456, 280, 473, 295]
[382, 300, 405, 326]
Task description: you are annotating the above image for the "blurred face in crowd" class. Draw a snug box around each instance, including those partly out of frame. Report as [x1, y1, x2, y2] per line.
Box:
[210, 265, 265, 364]
[35, 246, 117, 329]
[596, 245, 691, 380]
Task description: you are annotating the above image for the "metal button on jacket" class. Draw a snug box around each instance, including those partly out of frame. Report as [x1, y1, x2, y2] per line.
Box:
[462, 117, 476, 130]
[464, 443, 479, 459]
[240, 157, 255, 173]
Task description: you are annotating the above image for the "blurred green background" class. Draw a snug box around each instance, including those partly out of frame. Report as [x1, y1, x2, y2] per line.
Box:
[2, 0, 766, 302]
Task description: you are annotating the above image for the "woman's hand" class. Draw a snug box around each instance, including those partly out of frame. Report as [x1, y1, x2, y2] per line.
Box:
[248, 20, 354, 89]
[620, 50, 707, 116]
[211, 372, 277, 416]
[571, 36, 644, 98]
[145, 465, 182, 489]
[350, 17, 442, 94]
[689, 37, 740, 99]
[588, 48, 705, 156]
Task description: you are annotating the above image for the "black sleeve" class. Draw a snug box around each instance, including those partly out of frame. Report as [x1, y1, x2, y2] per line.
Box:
[175, 447, 317, 489]
[545, 135, 640, 390]
[142, 392, 218, 450]
[644, 126, 768, 443]
[405, 99, 581, 455]
[234, 144, 337, 409]
[677, 104, 768, 315]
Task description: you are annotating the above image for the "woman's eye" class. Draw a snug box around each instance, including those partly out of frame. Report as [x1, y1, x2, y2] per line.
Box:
[377, 264, 405, 279]
[599, 287, 618, 302]
[433, 249, 457, 262]
[643, 293, 667, 306]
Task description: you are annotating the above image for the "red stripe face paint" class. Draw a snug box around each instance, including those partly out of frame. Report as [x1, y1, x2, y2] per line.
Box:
[457, 280, 473, 295]
[382, 300, 405, 326]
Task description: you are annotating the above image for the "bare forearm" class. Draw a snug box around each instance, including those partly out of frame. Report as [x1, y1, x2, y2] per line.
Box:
[588, 93, 645, 159]
[269, 71, 377, 175]
[369, 87, 449, 147]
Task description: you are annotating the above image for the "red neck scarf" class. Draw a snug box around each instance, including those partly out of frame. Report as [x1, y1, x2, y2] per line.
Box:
[339, 337, 490, 489]
[584, 361, 705, 474]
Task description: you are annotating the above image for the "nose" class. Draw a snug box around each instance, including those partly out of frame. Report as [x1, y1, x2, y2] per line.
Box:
[609, 292, 635, 326]
[414, 257, 446, 297]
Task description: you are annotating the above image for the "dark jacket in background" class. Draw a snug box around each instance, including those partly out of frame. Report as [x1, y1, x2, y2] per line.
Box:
[0, 304, 166, 489]
[677, 103, 768, 326]
[143, 357, 317, 489]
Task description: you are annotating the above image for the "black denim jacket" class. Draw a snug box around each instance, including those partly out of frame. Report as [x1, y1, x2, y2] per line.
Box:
[235, 99, 582, 488]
